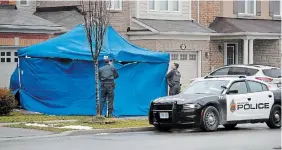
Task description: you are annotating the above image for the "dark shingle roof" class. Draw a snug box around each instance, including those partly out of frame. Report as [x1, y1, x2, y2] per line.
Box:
[0, 9, 64, 31]
[209, 17, 281, 33]
[135, 18, 215, 33]
[35, 10, 83, 30]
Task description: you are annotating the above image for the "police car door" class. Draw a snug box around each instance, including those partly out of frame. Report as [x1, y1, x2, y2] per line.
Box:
[226, 81, 257, 121]
[246, 80, 274, 119]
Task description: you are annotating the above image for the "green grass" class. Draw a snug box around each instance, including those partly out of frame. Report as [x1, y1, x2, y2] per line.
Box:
[4, 119, 150, 133]
[0, 112, 90, 123]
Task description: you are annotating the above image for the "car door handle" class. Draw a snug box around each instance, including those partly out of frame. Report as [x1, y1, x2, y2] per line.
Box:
[269, 95, 272, 98]
[247, 98, 251, 101]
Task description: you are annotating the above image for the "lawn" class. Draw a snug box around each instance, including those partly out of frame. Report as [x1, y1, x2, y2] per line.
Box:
[0, 112, 90, 123]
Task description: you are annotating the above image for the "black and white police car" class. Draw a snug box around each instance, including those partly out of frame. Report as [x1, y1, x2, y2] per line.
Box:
[149, 77, 281, 132]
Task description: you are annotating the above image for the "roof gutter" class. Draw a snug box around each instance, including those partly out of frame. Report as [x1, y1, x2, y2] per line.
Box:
[127, 31, 214, 36]
[212, 32, 281, 36]
[0, 25, 65, 34]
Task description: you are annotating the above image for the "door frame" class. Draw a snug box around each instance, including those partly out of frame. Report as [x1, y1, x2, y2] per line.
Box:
[224, 43, 239, 65]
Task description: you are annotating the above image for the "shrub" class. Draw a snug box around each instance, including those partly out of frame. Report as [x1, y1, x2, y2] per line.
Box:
[0, 88, 17, 115]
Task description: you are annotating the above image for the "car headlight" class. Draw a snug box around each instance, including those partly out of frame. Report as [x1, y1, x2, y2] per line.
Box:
[183, 104, 199, 109]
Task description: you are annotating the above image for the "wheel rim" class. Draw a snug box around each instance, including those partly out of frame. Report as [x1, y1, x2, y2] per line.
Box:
[205, 111, 216, 127]
[273, 110, 281, 126]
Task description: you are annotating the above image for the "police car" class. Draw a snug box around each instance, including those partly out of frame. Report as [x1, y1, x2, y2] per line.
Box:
[149, 77, 281, 132]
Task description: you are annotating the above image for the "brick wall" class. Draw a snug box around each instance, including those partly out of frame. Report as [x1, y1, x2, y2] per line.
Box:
[191, 0, 220, 27]
[131, 39, 210, 76]
[254, 39, 281, 68]
[109, 1, 130, 39]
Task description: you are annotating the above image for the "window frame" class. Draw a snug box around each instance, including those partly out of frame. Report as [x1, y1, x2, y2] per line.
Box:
[148, 0, 157, 11]
[238, 0, 256, 16]
[270, 0, 281, 17]
[147, 0, 181, 13]
[19, 0, 29, 6]
[108, 0, 122, 11]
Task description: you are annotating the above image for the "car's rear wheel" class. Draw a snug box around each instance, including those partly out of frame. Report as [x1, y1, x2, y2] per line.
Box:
[154, 124, 172, 132]
[200, 106, 220, 132]
[266, 104, 281, 129]
[223, 124, 237, 130]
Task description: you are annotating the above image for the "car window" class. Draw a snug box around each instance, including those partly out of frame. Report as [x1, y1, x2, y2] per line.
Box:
[262, 84, 269, 91]
[228, 67, 247, 75]
[210, 67, 230, 76]
[229, 81, 248, 94]
[246, 68, 259, 76]
[248, 81, 266, 92]
[262, 68, 281, 78]
[183, 80, 229, 95]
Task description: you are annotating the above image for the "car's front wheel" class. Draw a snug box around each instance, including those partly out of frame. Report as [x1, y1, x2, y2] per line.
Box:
[200, 106, 220, 132]
[266, 104, 281, 129]
[154, 124, 172, 132]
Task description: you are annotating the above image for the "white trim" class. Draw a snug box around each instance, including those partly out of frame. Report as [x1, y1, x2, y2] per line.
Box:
[248, 39, 254, 64]
[197, 50, 202, 77]
[197, 0, 200, 23]
[0, 28, 63, 34]
[239, 0, 256, 16]
[108, 0, 122, 11]
[189, 0, 192, 20]
[235, 43, 239, 64]
[224, 43, 228, 65]
[131, 18, 159, 33]
[129, 34, 210, 41]
[243, 39, 249, 64]
[14, 37, 19, 46]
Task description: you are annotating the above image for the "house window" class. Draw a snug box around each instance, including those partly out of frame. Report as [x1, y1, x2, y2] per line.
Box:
[171, 54, 179, 60]
[270, 0, 281, 16]
[160, 0, 168, 11]
[172, 0, 179, 12]
[180, 54, 188, 60]
[237, 0, 256, 15]
[20, 0, 28, 6]
[148, 0, 156, 11]
[189, 54, 196, 60]
[0, 51, 18, 63]
[109, 0, 122, 10]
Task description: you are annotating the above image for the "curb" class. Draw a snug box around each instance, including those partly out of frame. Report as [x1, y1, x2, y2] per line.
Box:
[0, 127, 155, 142]
[64, 126, 155, 136]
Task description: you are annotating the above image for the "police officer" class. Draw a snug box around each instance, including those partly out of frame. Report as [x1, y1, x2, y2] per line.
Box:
[166, 63, 181, 96]
[99, 56, 119, 117]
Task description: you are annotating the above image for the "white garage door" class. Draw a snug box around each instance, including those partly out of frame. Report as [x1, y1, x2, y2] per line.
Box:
[168, 51, 198, 87]
[0, 49, 18, 88]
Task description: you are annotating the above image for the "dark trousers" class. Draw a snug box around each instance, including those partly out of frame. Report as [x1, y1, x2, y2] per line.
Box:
[169, 84, 180, 96]
[100, 82, 115, 117]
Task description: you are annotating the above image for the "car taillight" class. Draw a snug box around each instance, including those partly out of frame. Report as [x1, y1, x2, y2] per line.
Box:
[255, 77, 273, 82]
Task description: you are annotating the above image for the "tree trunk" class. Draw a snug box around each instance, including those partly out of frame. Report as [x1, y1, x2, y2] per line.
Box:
[94, 60, 100, 116]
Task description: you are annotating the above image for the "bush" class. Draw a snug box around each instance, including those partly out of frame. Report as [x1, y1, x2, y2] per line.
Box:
[0, 88, 17, 115]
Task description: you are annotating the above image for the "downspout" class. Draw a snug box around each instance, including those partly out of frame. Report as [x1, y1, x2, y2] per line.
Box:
[197, 0, 200, 23]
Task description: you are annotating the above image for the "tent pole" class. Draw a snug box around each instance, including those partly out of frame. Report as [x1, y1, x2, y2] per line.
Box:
[17, 57, 22, 89]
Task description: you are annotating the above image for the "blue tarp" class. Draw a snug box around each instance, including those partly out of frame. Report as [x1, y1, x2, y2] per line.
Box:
[10, 24, 169, 116]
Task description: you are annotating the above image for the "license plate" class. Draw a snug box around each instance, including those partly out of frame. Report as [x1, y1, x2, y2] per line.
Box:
[159, 112, 169, 119]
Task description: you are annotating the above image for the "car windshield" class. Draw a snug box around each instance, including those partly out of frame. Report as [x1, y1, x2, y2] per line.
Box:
[183, 80, 230, 95]
[262, 68, 281, 78]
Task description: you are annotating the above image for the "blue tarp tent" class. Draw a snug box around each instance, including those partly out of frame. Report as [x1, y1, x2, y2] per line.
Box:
[10, 24, 169, 116]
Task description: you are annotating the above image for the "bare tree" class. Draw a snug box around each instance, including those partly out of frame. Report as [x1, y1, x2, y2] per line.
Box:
[78, 0, 110, 116]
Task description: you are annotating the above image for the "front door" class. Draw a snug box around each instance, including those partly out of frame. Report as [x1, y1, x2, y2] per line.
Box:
[226, 44, 236, 65]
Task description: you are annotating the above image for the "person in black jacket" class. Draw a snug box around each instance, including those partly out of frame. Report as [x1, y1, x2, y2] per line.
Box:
[166, 63, 181, 96]
[99, 56, 119, 117]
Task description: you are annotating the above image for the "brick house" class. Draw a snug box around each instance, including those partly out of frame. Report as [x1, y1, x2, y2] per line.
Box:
[33, 0, 215, 87]
[0, 0, 63, 87]
[191, 0, 281, 71]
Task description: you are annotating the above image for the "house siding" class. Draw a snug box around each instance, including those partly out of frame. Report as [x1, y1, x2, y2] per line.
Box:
[138, 1, 191, 20]
[131, 39, 210, 76]
[254, 39, 281, 68]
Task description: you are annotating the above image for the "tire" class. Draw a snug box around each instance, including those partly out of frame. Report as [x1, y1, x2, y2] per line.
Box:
[266, 104, 281, 129]
[154, 124, 172, 132]
[200, 106, 220, 132]
[223, 124, 237, 130]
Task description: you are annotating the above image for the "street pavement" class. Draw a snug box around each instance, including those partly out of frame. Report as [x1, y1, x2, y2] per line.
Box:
[0, 127, 53, 139]
[0, 123, 281, 150]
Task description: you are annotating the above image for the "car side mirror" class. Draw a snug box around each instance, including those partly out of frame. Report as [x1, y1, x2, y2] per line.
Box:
[227, 90, 238, 94]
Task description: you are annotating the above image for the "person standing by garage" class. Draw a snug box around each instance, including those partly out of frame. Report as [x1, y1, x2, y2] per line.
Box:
[166, 63, 181, 96]
[99, 56, 119, 118]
